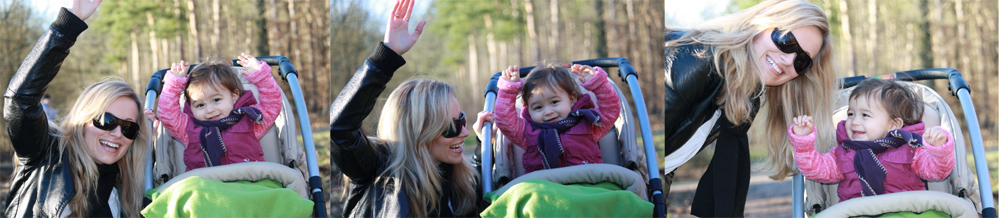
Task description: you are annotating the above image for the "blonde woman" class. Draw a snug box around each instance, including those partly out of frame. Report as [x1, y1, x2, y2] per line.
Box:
[4, 1, 150, 217]
[662, 0, 838, 216]
[330, 0, 479, 216]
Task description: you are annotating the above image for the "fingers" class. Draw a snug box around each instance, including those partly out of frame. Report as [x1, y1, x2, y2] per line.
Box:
[391, 0, 403, 19]
[414, 20, 426, 36]
[403, 0, 415, 21]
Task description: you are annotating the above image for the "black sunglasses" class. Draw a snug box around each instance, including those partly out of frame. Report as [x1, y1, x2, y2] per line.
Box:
[770, 28, 814, 73]
[93, 112, 140, 140]
[441, 112, 467, 138]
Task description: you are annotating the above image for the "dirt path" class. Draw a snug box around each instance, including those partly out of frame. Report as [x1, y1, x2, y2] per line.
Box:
[666, 172, 795, 218]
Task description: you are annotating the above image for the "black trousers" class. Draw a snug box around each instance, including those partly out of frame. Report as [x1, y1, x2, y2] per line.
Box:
[690, 118, 751, 217]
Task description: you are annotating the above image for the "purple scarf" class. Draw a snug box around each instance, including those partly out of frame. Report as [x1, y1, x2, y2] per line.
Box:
[192, 106, 263, 166]
[527, 108, 601, 169]
[841, 129, 922, 196]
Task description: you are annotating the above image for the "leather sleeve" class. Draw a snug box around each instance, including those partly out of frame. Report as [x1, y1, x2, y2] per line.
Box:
[662, 38, 724, 156]
[4, 8, 87, 162]
[329, 43, 405, 183]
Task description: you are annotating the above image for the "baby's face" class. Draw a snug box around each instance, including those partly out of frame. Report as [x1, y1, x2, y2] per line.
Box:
[526, 86, 577, 123]
[845, 95, 902, 141]
[187, 83, 238, 121]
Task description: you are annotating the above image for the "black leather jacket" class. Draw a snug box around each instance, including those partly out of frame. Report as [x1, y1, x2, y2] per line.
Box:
[330, 43, 474, 217]
[4, 9, 90, 218]
[662, 30, 726, 155]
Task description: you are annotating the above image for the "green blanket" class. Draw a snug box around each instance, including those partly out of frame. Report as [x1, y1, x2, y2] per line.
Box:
[142, 176, 313, 218]
[481, 179, 653, 218]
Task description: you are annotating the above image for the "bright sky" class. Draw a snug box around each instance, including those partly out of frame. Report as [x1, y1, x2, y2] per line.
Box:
[665, 0, 730, 28]
[25, 0, 71, 23]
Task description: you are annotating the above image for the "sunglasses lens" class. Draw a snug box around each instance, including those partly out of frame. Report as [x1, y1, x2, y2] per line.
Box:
[771, 29, 813, 73]
[93, 112, 140, 140]
[442, 112, 467, 138]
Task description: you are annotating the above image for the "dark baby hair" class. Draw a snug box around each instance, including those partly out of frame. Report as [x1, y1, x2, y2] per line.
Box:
[519, 63, 580, 105]
[184, 60, 244, 102]
[849, 78, 924, 125]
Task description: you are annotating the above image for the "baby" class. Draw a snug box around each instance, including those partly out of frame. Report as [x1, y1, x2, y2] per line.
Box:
[494, 63, 620, 173]
[148, 53, 283, 171]
[789, 78, 954, 201]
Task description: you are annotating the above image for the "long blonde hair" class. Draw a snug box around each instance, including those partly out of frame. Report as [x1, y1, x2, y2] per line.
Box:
[371, 79, 478, 217]
[57, 80, 149, 217]
[666, 0, 838, 180]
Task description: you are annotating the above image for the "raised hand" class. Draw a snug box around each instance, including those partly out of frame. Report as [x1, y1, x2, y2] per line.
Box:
[236, 53, 262, 76]
[168, 61, 189, 78]
[473, 111, 496, 142]
[383, 0, 426, 55]
[570, 64, 597, 83]
[924, 127, 948, 146]
[144, 109, 159, 133]
[501, 65, 520, 83]
[792, 115, 814, 136]
[68, 0, 103, 21]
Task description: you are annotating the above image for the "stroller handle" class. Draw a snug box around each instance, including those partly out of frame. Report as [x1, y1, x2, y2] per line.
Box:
[483, 57, 638, 97]
[144, 56, 298, 96]
[839, 68, 972, 98]
[239, 56, 299, 81]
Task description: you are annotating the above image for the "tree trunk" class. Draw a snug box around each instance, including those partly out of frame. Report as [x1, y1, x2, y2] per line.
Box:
[131, 31, 141, 89]
[147, 12, 160, 69]
[212, 0, 221, 55]
[468, 34, 480, 93]
[485, 15, 498, 72]
[593, 0, 607, 58]
[524, 0, 540, 62]
[256, 0, 269, 55]
[867, 0, 877, 74]
[840, 0, 856, 76]
[548, 0, 558, 59]
[187, 0, 202, 60]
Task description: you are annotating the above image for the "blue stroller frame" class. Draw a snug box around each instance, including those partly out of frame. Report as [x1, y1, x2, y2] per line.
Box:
[142, 56, 327, 217]
[792, 68, 996, 218]
[479, 57, 666, 217]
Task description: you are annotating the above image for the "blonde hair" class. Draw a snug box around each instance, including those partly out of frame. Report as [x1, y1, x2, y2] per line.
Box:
[368, 79, 478, 217]
[57, 80, 149, 217]
[666, 0, 838, 180]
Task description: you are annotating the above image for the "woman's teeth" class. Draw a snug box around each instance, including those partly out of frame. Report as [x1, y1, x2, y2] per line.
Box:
[100, 141, 120, 152]
[767, 57, 783, 75]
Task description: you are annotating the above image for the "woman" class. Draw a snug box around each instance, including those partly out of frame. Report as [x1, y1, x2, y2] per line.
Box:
[3, 0, 151, 217]
[329, 0, 479, 217]
[662, 0, 838, 216]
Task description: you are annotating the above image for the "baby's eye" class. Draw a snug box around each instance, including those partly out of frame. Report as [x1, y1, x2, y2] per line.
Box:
[195, 103, 205, 108]
[847, 112, 854, 117]
[213, 98, 222, 103]
[551, 100, 559, 105]
[532, 106, 543, 111]
[862, 113, 871, 118]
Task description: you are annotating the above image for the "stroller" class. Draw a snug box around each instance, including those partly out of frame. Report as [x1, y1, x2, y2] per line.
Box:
[141, 56, 327, 217]
[478, 58, 667, 217]
[792, 68, 996, 218]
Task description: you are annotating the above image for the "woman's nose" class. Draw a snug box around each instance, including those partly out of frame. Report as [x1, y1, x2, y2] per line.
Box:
[778, 52, 796, 66]
[109, 126, 123, 137]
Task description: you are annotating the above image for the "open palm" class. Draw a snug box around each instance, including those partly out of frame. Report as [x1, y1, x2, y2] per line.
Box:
[383, 0, 425, 55]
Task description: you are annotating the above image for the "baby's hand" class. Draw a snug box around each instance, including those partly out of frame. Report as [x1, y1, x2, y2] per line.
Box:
[792, 115, 814, 136]
[473, 111, 497, 142]
[571, 64, 597, 83]
[236, 53, 262, 76]
[168, 60, 189, 77]
[144, 109, 159, 133]
[501, 65, 520, 83]
[924, 127, 948, 146]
